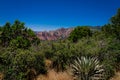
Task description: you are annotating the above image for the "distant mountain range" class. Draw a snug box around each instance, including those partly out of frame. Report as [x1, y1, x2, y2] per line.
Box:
[36, 26, 101, 40]
[36, 28, 73, 40]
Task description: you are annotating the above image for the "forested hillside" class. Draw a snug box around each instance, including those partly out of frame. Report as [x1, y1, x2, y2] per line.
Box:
[0, 8, 120, 80]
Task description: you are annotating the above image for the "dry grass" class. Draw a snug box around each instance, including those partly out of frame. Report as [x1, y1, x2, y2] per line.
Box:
[110, 71, 120, 80]
[0, 73, 3, 80]
[37, 60, 120, 80]
[37, 59, 74, 80]
[37, 69, 74, 80]
[37, 70, 120, 80]
[0, 59, 119, 80]
[45, 59, 52, 69]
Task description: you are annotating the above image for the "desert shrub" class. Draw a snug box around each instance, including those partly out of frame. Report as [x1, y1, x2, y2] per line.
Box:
[69, 26, 92, 42]
[102, 8, 120, 40]
[51, 42, 73, 71]
[0, 20, 40, 48]
[0, 48, 46, 80]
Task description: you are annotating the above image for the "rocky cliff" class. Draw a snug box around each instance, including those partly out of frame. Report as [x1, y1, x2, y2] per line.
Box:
[36, 28, 73, 40]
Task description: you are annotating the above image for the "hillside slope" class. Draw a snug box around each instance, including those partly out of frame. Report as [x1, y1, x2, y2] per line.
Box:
[36, 28, 73, 40]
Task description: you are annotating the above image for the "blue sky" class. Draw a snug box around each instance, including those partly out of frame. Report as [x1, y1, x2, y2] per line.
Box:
[0, 0, 120, 31]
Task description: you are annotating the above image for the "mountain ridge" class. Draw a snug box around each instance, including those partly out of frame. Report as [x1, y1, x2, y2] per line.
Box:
[36, 26, 101, 40]
[36, 28, 73, 40]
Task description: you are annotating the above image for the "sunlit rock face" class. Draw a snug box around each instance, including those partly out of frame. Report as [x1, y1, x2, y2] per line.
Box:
[36, 28, 73, 40]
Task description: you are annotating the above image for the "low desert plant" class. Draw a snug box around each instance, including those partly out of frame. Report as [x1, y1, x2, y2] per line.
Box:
[71, 56, 105, 80]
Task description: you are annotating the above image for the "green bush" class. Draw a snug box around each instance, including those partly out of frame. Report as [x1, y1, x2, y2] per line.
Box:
[0, 48, 46, 80]
[0, 20, 40, 48]
[69, 26, 92, 42]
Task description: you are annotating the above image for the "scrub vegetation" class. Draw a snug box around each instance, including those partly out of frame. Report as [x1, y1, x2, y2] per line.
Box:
[0, 8, 120, 80]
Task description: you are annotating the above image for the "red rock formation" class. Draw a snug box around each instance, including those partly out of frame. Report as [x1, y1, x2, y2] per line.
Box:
[36, 28, 73, 40]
